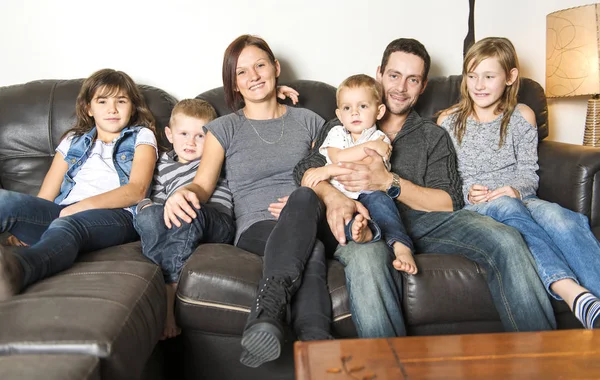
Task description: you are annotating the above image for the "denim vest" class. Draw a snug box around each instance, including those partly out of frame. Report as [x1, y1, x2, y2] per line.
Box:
[54, 126, 142, 214]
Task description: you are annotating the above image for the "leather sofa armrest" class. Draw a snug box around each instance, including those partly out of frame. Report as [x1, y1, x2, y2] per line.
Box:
[538, 140, 600, 236]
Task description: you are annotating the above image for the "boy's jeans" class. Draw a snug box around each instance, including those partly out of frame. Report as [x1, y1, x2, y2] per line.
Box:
[134, 203, 235, 283]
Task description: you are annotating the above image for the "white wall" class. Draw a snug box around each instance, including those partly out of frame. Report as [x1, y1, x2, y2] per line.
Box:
[0, 0, 596, 144]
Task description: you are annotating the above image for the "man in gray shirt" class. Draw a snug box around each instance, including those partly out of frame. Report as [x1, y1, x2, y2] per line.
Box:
[294, 38, 556, 337]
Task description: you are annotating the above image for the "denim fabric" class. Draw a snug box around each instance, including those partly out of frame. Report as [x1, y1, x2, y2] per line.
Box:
[134, 202, 235, 283]
[0, 190, 65, 245]
[335, 208, 556, 338]
[357, 191, 414, 251]
[334, 240, 405, 337]
[236, 187, 331, 339]
[12, 206, 138, 289]
[55, 126, 141, 214]
[467, 196, 600, 300]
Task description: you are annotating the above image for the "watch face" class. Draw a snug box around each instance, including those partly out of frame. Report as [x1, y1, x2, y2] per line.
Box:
[387, 186, 400, 198]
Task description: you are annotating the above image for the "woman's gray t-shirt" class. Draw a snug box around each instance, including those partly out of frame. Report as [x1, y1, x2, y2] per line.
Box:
[205, 106, 324, 241]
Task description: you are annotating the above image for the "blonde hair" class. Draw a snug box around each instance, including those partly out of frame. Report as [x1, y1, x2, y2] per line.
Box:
[336, 74, 383, 106]
[444, 37, 520, 147]
[170, 99, 217, 126]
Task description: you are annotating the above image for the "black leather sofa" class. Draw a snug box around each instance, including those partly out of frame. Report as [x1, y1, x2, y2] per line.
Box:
[0, 76, 596, 380]
[177, 77, 592, 380]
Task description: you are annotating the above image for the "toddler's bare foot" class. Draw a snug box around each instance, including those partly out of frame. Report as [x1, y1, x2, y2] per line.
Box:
[160, 283, 182, 340]
[351, 214, 373, 243]
[392, 243, 418, 275]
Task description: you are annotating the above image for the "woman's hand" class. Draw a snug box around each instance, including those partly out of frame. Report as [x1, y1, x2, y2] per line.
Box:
[163, 188, 201, 228]
[467, 184, 490, 204]
[276, 85, 299, 105]
[485, 186, 521, 202]
[268, 196, 289, 219]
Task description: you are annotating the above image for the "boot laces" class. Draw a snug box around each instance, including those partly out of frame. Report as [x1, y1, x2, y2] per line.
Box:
[254, 277, 290, 320]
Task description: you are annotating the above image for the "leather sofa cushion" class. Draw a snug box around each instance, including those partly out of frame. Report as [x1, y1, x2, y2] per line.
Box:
[0, 242, 165, 380]
[0, 355, 100, 380]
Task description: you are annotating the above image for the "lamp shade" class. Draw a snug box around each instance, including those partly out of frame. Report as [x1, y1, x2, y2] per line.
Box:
[546, 3, 600, 98]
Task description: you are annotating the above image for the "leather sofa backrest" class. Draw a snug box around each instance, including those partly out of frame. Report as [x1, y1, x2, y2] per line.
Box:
[196, 80, 338, 121]
[0, 79, 176, 195]
[415, 75, 548, 140]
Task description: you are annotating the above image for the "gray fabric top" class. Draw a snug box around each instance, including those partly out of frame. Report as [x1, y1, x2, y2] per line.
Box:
[439, 105, 539, 204]
[294, 110, 464, 211]
[205, 106, 324, 241]
[136, 150, 233, 217]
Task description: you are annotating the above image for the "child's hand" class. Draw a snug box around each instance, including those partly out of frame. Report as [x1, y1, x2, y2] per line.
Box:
[4, 235, 28, 247]
[485, 186, 521, 202]
[367, 137, 392, 160]
[268, 196, 289, 219]
[277, 86, 299, 105]
[164, 189, 200, 228]
[304, 167, 331, 188]
[59, 202, 86, 217]
[468, 184, 490, 204]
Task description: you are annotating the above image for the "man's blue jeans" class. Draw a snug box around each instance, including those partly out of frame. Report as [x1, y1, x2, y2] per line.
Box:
[0, 189, 138, 289]
[334, 208, 556, 338]
[134, 203, 235, 283]
[466, 195, 600, 299]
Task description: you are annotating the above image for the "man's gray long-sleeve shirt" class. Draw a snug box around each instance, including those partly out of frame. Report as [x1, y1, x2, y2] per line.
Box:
[293, 110, 464, 211]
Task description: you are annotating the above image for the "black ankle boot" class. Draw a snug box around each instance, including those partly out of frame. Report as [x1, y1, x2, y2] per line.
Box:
[0, 246, 23, 301]
[240, 276, 293, 368]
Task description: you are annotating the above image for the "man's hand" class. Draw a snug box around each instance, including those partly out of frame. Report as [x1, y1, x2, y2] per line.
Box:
[485, 186, 520, 202]
[335, 147, 391, 193]
[324, 190, 370, 245]
[276, 85, 299, 105]
[268, 196, 289, 219]
[163, 188, 201, 228]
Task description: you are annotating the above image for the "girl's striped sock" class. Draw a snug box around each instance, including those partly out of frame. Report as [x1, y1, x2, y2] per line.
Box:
[573, 292, 600, 329]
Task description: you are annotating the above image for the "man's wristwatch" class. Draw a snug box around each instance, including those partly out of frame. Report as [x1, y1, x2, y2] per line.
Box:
[386, 173, 401, 198]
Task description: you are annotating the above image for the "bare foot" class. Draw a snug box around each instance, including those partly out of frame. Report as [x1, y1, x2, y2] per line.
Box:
[392, 243, 418, 275]
[0, 246, 21, 301]
[160, 283, 182, 340]
[351, 214, 373, 243]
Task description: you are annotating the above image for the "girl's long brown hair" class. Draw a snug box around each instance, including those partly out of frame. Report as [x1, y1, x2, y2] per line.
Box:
[444, 37, 520, 147]
[62, 69, 156, 140]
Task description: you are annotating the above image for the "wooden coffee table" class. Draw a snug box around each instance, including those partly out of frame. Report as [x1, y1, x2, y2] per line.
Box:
[295, 330, 600, 379]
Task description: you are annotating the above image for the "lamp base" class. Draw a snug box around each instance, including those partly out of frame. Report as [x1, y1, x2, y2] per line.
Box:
[583, 95, 600, 147]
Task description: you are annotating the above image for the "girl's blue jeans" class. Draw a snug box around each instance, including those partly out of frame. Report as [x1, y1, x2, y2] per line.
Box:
[466, 195, 600, 300]
[0, 189, 138, 290]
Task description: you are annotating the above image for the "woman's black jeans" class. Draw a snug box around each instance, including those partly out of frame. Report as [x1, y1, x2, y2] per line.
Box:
[237, 187, 332, 339]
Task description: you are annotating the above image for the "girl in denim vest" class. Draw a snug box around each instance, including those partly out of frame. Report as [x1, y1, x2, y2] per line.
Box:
[0, 68, 157, 301]
[438, 37, 600, 329]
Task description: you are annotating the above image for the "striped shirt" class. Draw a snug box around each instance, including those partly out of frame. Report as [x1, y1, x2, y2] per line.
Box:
[137, 150, 233, 217]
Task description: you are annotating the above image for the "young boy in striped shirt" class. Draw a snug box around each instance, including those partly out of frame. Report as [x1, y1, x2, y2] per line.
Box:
[134, 99, 234, 339]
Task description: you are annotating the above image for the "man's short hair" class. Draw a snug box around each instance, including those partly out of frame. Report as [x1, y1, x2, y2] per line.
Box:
[170, 99, 217, 126]
[336, 74, 383, 106]
[379, 38, 431, 81]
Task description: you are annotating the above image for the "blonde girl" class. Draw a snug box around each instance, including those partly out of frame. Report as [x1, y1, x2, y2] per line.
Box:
[438, 37, 600, 329]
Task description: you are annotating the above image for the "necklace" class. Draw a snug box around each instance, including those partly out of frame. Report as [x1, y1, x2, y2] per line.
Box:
[244, 108, 285, 145]
[385, 130, 399, 140]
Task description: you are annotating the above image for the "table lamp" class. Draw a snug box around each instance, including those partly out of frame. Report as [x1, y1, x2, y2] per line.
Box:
[546, 3, 600, 146]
